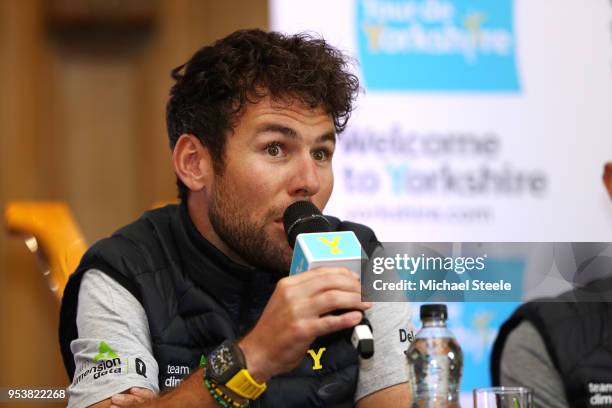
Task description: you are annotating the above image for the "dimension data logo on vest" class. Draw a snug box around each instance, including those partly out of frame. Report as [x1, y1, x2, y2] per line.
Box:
[357, 0, 520, 91]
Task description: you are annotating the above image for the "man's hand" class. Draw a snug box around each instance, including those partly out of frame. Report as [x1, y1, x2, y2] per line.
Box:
[87, 387, 156, 408]
[109, 387, 156, 407]
[86, 368, 217, 407]
[239, 267, 371, 383]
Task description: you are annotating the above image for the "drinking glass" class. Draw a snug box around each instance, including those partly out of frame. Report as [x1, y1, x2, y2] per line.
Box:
[473, 387, 533, 408]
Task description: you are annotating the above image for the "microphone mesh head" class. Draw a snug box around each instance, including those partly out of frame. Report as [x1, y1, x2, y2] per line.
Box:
[283, 201, 331, 248]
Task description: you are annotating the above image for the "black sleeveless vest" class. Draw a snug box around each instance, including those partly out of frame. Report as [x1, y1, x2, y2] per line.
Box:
[491, 277, 612, 408]
[59, 204, 380, 407]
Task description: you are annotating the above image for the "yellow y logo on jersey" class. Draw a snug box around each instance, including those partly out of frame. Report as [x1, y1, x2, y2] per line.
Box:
[307, 348, 327, 370]
[318, 237, 342, 255]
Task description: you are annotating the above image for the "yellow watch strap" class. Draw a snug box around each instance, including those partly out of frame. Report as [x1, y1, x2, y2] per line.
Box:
[226, 369, 267, 400]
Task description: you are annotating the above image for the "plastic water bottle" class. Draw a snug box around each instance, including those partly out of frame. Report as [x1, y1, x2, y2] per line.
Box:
[405, 304, 463, 407]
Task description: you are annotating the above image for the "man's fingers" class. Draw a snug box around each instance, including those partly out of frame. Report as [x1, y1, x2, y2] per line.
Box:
[129, 387, 155, 399]
[108, 388, 154, 407]
[311, 290, 371, 316]
[282, 267, 359, 287]
[311, 310, 364, 337]
[297, 274, 363, 299]
[110, 393, 145, 406]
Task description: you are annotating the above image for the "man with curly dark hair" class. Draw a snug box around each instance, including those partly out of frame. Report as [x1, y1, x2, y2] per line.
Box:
[59, 29, 412, 407]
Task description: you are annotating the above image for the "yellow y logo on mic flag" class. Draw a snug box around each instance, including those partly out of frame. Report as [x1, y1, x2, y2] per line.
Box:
[318, 236, 342, 255]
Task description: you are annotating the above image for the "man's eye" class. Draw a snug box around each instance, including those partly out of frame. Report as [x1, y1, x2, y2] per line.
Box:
[265, 143, 282, 157]
[312, 149, 331, 161]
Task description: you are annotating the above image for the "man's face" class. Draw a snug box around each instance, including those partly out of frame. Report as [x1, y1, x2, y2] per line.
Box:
[207, 96, 336, 272]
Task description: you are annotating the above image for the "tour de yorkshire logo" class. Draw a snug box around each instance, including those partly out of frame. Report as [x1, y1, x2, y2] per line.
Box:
[357, 0, 520, 91]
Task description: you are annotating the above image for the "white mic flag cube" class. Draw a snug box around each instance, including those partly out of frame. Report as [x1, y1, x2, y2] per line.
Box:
[289, 231, 366, 277]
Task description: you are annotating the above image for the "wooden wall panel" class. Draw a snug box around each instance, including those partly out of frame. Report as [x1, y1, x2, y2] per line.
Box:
[52, 54, 140, 239]
[0, 0, 268, 403]
[0, 2, 68, 407]
[134, 0, 270, 207]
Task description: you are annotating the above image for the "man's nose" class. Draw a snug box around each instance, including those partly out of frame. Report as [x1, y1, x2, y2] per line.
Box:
[289, 153, 320, 197]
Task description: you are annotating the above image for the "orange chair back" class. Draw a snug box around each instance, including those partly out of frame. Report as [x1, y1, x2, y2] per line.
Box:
[4, 202, 87, 300]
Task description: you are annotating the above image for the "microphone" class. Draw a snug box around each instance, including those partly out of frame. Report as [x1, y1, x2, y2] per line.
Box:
[283, 201, 374, 359]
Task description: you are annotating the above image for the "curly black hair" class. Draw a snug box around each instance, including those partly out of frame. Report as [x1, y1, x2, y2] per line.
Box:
[166, 29, 360, 201]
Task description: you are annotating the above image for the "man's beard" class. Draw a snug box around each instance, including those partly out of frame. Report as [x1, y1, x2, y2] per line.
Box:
[208, 176, 292, 273]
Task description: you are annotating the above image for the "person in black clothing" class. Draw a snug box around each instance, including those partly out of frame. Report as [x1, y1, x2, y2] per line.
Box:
[59, 29, 412, 408]
[491, 163, 612, 408]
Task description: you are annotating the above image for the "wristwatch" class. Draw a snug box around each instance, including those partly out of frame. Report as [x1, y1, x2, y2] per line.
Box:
[205, 340, 267, 400]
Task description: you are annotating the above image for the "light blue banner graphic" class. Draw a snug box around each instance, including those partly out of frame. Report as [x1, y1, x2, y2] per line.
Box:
[356, 0, 521, 91]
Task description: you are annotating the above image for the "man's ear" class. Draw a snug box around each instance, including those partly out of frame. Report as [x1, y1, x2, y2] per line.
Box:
[172, 134, 213, 193]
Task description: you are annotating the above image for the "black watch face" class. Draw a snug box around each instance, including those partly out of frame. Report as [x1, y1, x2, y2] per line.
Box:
[209, 344, 236, 379]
